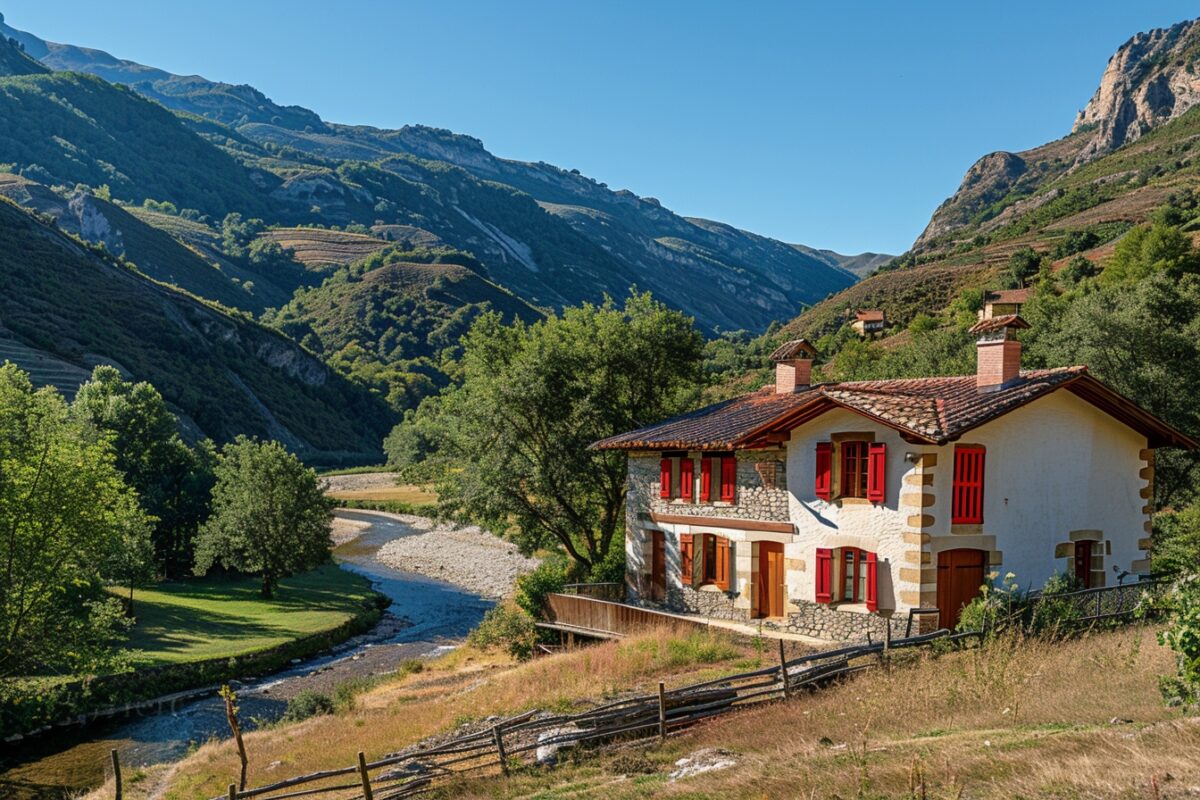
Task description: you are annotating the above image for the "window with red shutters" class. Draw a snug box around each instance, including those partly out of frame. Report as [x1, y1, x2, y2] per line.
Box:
[680, 458, 694, 501]
[715, 537, 730, 590]
[840, 441, 869, 498]
[720, 456, 736, 503]
[659, 457, 672, 499]
[815, 442, 833, 500]
[866, 442, 887, 503]
[815, 547, 833, 603]
[700, 458, 713, 501]
[679, 533, 694, 586]
[865, 551, 878, 611]
[952, 446, 986, 524]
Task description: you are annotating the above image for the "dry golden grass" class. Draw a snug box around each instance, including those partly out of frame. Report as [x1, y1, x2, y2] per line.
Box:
[325, 485, 438, 505]
[109, 629, 758, 800]
[446, 626, 1197, 799]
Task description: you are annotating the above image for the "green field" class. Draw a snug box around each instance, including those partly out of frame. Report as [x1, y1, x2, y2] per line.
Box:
[123, 564, 377, 666]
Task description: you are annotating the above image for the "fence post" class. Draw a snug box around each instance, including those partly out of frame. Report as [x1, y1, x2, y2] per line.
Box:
[111, 749, 122, 800]
[357, 751, 374, 800]
[658, 681, 668, 741]
[492, 725, 509, 776]
[778, 638, 790, 700]
[227, 784, 236, 800]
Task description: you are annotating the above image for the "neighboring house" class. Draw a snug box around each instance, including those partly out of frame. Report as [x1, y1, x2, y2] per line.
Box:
[851, 309, 886, 337]
[594, 318, 1195, 641]
[981, 288, 1031, 320]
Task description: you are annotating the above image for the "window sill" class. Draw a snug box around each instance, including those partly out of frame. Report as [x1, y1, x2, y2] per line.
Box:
[832, 602, 872, 615]
[835, 497, 872, 506]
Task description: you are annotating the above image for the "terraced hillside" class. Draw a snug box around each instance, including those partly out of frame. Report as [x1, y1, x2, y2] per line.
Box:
[0, 197, 390, 461]
[260, 227, 391, 272]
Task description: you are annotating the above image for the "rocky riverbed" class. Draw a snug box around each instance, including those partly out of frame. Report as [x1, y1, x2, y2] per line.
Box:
[368, 512, 540, 599]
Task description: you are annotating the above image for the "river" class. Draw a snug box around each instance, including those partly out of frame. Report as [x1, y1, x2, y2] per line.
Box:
[0, 510, 494, 800]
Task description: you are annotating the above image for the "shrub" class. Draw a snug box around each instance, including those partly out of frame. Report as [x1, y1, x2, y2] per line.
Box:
[1028, 572, 1083, 636]
[956, 572, 1023, 635]
[514, 556, 569, 618]
[1159, 575, 1200, 708]
[281, 690, 335, 722]
[1152, 503, 1200, 575]
[467, 602, 539, 660]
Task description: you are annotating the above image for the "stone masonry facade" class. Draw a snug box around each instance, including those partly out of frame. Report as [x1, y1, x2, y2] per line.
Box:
[627, 451, 790, 523]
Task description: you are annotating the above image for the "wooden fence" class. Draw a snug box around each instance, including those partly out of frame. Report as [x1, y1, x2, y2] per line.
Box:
[201, 628, 978, 800]
[540, 593, 705, 639]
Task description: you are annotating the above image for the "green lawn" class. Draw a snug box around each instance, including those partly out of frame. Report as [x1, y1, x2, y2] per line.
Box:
[122, 565, 377, 666]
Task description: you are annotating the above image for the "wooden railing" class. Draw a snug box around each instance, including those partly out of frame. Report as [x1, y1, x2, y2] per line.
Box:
[561, 582, 625, 601]
[542, 593, 704, 638]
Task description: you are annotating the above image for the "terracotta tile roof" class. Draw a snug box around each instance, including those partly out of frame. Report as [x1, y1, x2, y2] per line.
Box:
[986, 288, 1032, 304]
[855, 309, 885, 322]
[968, 314, 1030, 334]
[593, 367, 1197, 451]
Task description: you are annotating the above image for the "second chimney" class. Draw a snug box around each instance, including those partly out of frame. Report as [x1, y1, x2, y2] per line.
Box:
[969, 314, 1030, 390]
[769, 338, 818, 394]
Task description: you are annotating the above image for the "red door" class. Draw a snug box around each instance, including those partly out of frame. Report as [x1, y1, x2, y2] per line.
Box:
[650, 531, 666, 602]
[1074, 541, 1094, 589]
[936, 549, 987, 629]
[756, 542, 785, 619]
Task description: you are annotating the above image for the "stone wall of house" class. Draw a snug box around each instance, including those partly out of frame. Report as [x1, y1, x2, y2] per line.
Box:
[665, 586, 749, 622]
[627, 451, 790, 523]
[764, 599, 908, 642]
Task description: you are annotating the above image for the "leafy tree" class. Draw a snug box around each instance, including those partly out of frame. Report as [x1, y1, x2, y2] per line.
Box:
[1005, 247, 1044, 289]
[193, 437, 333, 598]
[1104, 223, 1200, 284]
[397, 293, 704, 572]
[0, 364, 152, 676]
[1060, 254, 1098, 286]
[72, 366, 216, 577]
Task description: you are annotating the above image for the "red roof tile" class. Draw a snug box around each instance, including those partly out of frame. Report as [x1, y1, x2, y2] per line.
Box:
[855, 309, 885, 322]
[986, 288, 1032, 304]
[968, 314, 1030, 334]
[592, 367, 1196, 451]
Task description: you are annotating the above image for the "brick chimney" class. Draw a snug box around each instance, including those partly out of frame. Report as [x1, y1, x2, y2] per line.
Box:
[769, 339, 818, 393]
[969, 314, 1030, 390]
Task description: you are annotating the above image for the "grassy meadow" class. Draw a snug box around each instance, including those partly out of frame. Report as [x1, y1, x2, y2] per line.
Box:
[122, 565, 377, 666]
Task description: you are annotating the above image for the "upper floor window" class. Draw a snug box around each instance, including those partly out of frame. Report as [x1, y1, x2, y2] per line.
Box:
[661, 454, 735, 504]
[951, 446, 986, 524]
[840, 441, 869, 499]
[815, 439, 886, 503]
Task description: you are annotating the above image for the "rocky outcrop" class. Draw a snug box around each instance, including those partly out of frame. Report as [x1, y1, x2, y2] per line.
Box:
[67, 191, 124, 256]
[1072, 19, 1200, 163]
[915, 152, 1027, 247]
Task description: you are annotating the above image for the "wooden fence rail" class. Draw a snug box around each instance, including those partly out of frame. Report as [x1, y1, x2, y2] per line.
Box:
[204, 628, 980, 800]
[541, 593, 705, 638]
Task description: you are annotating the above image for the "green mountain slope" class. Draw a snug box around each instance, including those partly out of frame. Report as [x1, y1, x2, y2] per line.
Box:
[0, 71, 272, 219]
[0, 197, 390, 460]
[0, 28, 46, 76]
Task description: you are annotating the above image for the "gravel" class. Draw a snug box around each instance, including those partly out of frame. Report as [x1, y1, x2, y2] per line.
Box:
[321, 472, 400, 493]
[366, 512, 540, 599]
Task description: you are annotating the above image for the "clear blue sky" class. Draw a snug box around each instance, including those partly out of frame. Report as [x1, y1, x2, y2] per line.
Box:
[3, 1, 1198, 254]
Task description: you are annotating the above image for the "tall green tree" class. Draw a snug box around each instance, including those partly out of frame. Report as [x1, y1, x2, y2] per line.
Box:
[1103, 222, 1200, 284]
[392, 293, 705, 573]
[0, 364, 152, 676]
[193, 437, 333, 598]
[72, 366, 215, 577]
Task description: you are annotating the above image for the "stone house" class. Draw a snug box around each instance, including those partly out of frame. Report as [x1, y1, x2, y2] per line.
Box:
[593, 319, 1195, 641]
[981, 288, 1031, 320]
[851, 309, 886, 337]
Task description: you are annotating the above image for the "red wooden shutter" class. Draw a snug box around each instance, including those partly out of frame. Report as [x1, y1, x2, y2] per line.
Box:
[865, 551, 878, 612]
[679, 534, 694, 587]
[866, 442, 887, 503]
[952, 447, 986, 524]
[659, 458, 672, 499]
[720, 456, 736, 502]
[815, 547, 833, 603]
[715, 537, 730, 590]
[815, 442, 833, 500]
[680, 458, 694, 501]
[700, 457, 713, 501]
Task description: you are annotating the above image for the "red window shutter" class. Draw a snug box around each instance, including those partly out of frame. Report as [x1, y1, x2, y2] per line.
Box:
[952, 447, 986, 524]
[679, 534, 694, 586]
[815, 442, 833, 500]
[680, 458, 694, 501]
[715, 537, 730, 590]
[867, 442, 887, 503]
[865, 551, 878, 612]
[720, 456, 736, 502]
[815, 547, 833, 603]
[659, 458, 672, 499]
[700, 457, 713, 501]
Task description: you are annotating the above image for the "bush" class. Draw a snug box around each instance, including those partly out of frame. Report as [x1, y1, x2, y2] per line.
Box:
[956, 572, 1024, 635]
[281, 690, 334, 722]
[467, 602, 539, 660]
[1152, 503, 1200, 575]
[514, 556, 569, 618]
[1159, 575, 1200, 708]
[1028, 572, 1083, 636]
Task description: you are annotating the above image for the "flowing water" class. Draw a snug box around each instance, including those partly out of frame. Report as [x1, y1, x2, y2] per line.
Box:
[0, 511, 494, 800]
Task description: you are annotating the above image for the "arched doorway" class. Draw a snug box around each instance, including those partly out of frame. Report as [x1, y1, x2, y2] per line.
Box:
[936, 548, 988, 629]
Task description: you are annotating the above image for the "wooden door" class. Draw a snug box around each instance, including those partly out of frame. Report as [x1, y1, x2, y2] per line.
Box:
[756, 542, 785, 619]
[936, 548, 987, 629]
[650, 531, 666, 602]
